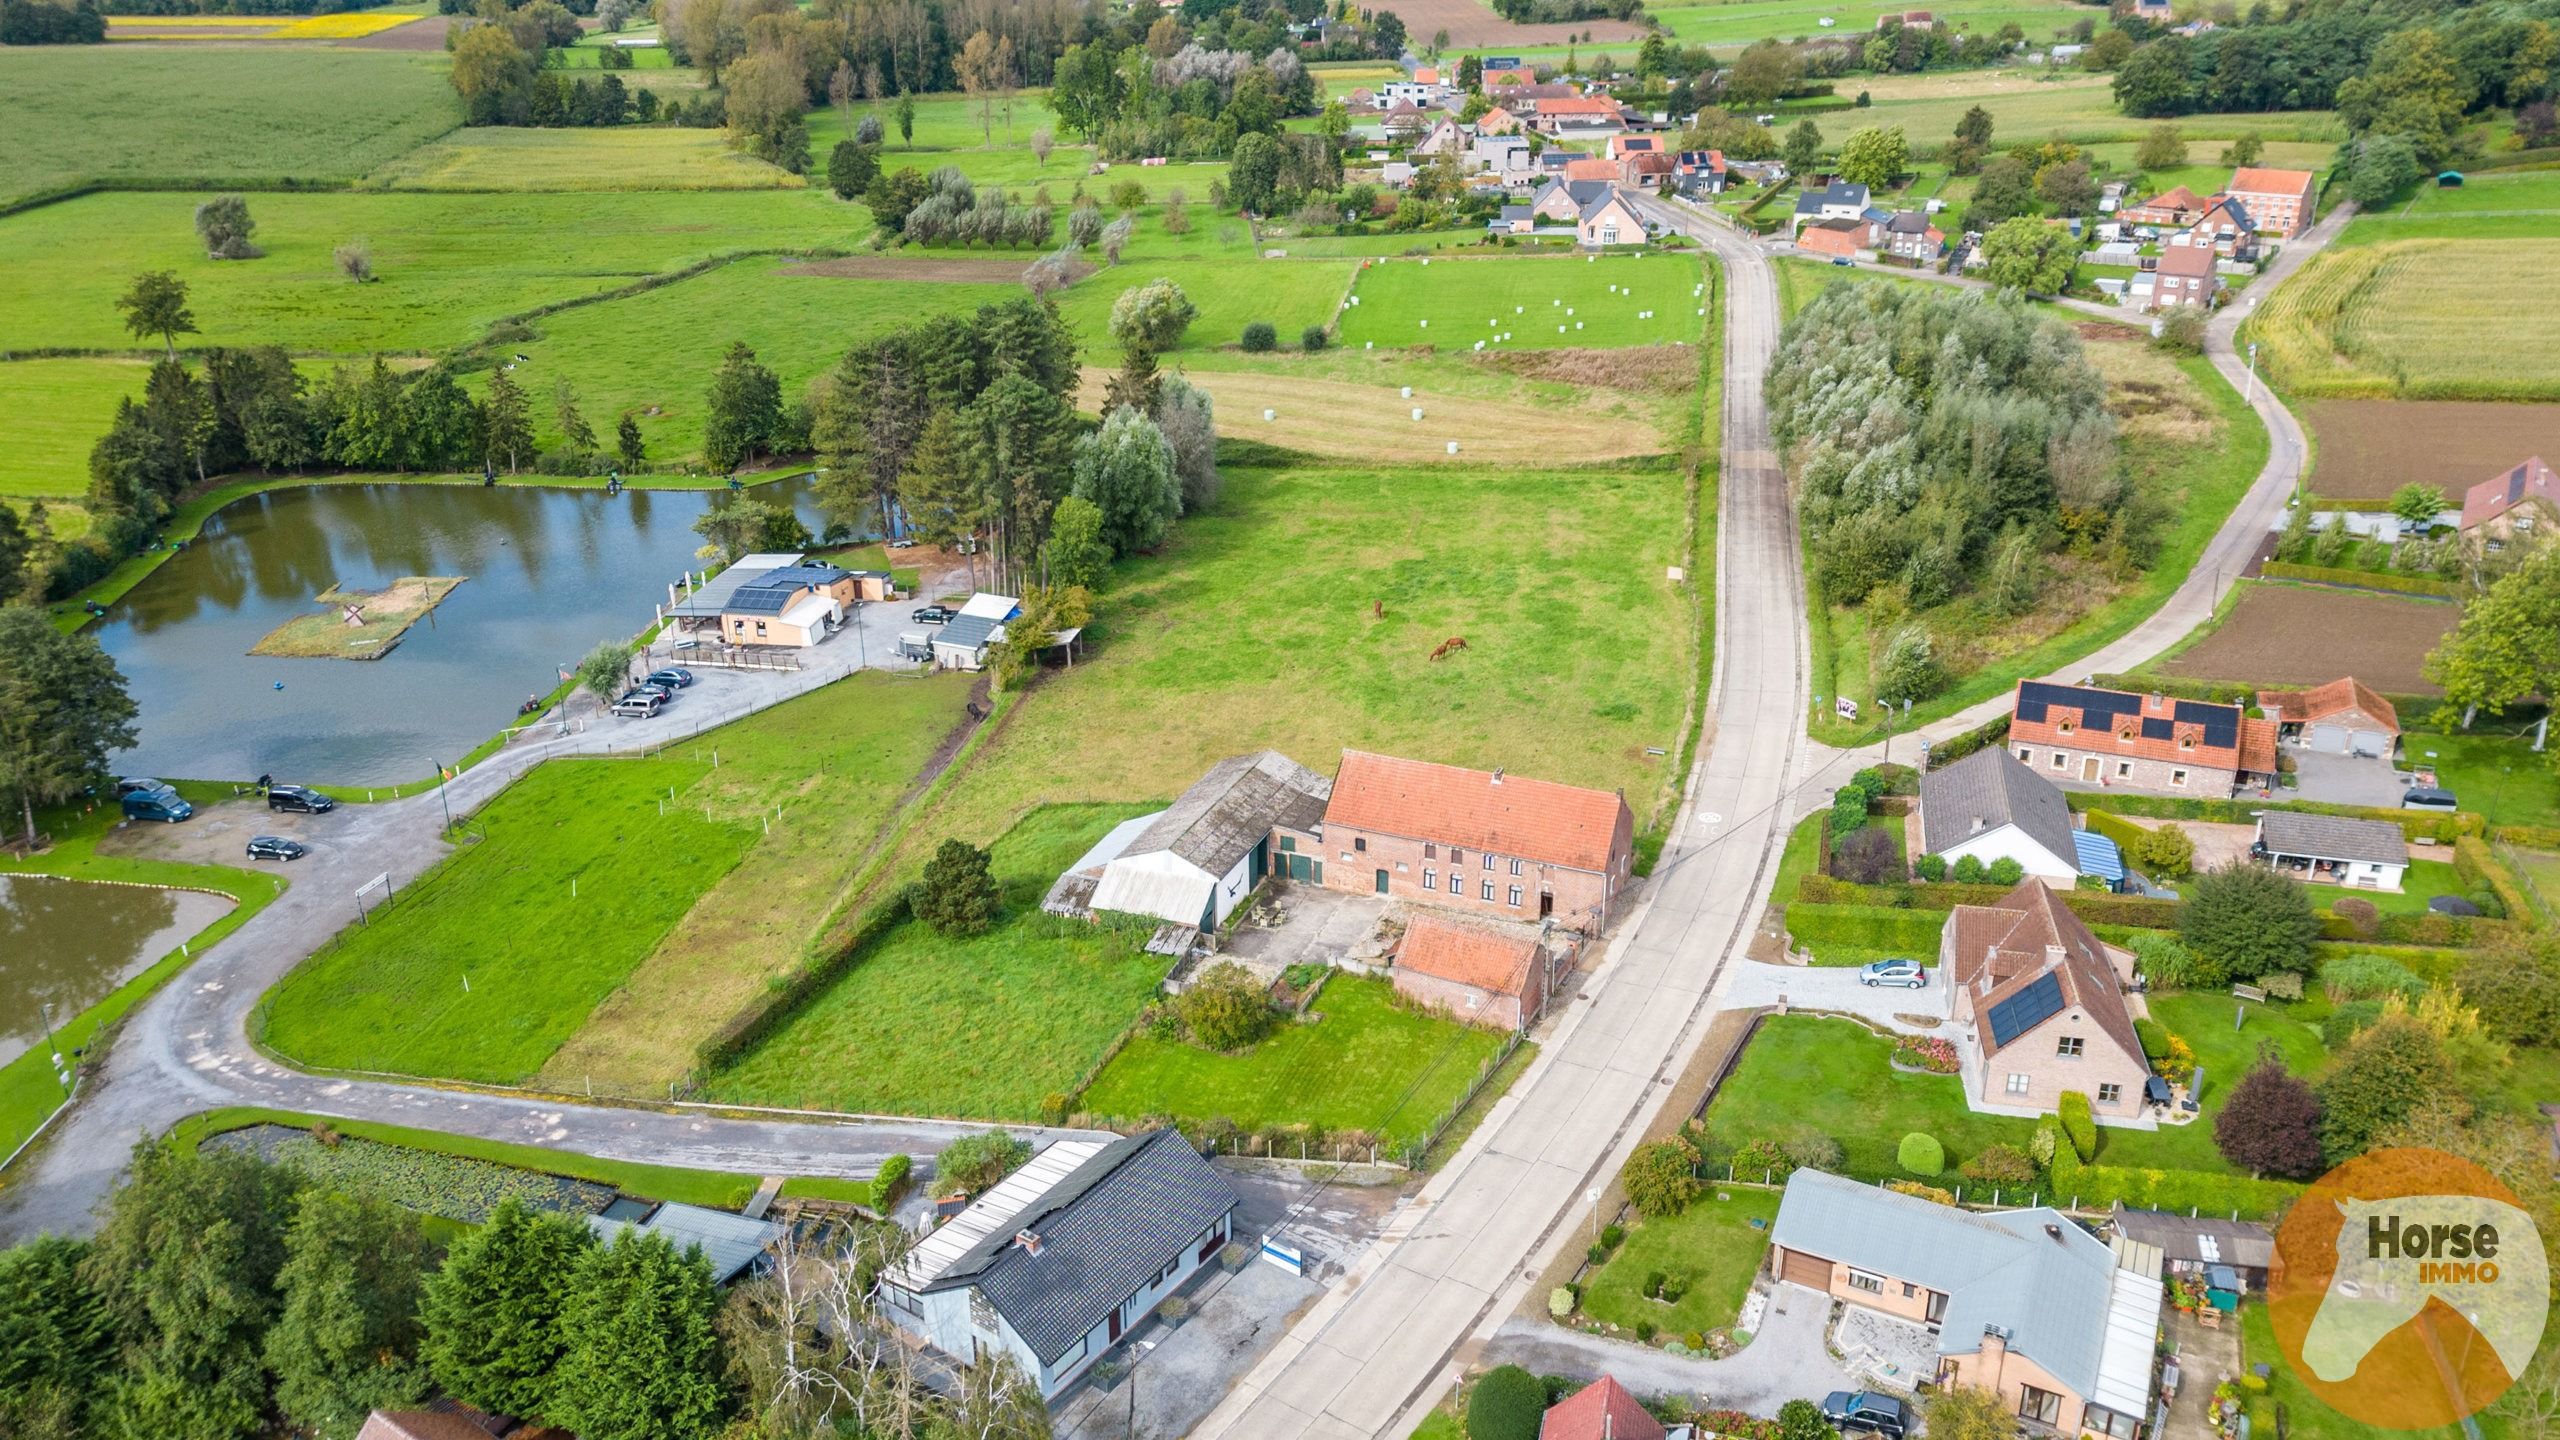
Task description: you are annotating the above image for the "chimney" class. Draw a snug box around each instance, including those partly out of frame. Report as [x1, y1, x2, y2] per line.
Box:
[1491, 768, 1505, 785]
[1013, 1229, 1043, 1257]
[2044, 1223, 2063, 1242]
[1980, 1324, 2009, 1373]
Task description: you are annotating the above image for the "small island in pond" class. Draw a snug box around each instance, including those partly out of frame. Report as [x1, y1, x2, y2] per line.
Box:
[249, 576, 465, 660]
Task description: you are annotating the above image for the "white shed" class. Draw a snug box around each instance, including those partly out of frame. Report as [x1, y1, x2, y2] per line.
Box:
[1087, 751, 1332, 930]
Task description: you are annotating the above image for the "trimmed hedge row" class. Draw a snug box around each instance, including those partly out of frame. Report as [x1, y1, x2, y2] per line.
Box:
[694, 886, 916, 1072]
[2455, 835, 2537, 930]
[2046, 1133, 2302, 1218]
[1784, 903, 1946, 952]
[2495, 823, 2560, 850]
[2256, 562, 2461, 597]
[2065, 790, 2476, 843]
[1793, 874, 2181, 929]
[1924, 714, 2011, 771]
[2081, 809, 2150, 855]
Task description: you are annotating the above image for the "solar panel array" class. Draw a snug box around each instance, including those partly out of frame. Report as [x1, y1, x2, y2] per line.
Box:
[2014, 681, 2238, 750]
[1985, 970, 2065, 1048]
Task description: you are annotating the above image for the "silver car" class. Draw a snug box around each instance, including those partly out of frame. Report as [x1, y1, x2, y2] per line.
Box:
[1858, 958, 1927, 989]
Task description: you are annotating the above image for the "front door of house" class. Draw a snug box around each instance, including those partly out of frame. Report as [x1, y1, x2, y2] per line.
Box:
[1108, 1306, 1123, 1343]
[1374, 869, 1390, 894]
[2081, 756, 2100, 782]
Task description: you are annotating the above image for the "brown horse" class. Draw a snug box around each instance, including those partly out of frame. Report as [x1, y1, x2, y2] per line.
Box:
[1428, 636, 1468, 661]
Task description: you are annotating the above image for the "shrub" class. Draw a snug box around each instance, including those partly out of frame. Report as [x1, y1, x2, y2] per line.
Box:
[2129, 931, 2219, 991]
[2262, 971, 2303, 1001]
[1643, 1269, 1666, 1298]
[1548, 1286, 1576, 1318]
[2156, 1031, 2198, 1085]
[1951, 854, 1986, 884]
[1587, 1243, 1608, 1264]
[916, 838, 999, 936]
[1730, 1138, 1794, 1181]
[2180, 863, 2321, 981]
[1986, 857, 2025, 886]
[1177, 962, 1276, 1051]
[2057, 1092, 2097, 1162]
[1898, 1132, 1945, 1175]
[1914, 853, 1947, 881]
[2133, 1017, 2168, 1060]
[2323, 999, 2382, 1047]
[933, 1131, 1031, 1195]
[1782, 1127, 1843, 1173]
[2126, 822, 2196, 879]
[1959, 1143, 2039, 1186]
[2029, 1117, 2060, 1168]
[2214, 1055, 2326, 1179]
[1635, 1320, 1657, 1343]
[2456, 941, 2560, 1044]
[1301, 324, 1329, 351]
[870, 1153, 912, 1211]
[1778, 1399, 1831, 1440]
[1622, 1139, 1703, 1217]
[1600, 1222, 1624, 1250]
[1240, 321, 1278, 352]
[2331, 895, 2381, 939]
[1683, 1331, 1706, 1350]
[1887, 1180, 1955, 1204]
[1466, 1365, 1546, 1440]
[2321, 953, 2424, 1003]
[1659, 1274, 1689, 1303]
[1829, 824, 1902, 884]
[1892, 1035, 1960, 1074]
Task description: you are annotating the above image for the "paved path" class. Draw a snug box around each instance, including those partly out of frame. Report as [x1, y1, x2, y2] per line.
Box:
[1720, 961, 1948, 1028]
[1187, 198, 1858, 1440]
[1480, 1283, 1856, 1414]
[0, 580, 1100, 1244]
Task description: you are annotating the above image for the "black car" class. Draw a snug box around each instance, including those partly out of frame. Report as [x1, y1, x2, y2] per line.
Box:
[910, 604, 956, 624]
[246, 835, 308, 862]
[1820, 1392, 1909, 1439]
[645, 667, 695, 689]
[267, 784, 336, 814]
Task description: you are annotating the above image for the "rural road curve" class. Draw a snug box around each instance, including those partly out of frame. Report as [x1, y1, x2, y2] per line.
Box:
[0, 581, 1100, 1245]
[1186, 203, 1865, 1440]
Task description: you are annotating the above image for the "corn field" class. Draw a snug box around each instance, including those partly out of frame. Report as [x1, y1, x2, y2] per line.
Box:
[2249, 239, 2560, 401]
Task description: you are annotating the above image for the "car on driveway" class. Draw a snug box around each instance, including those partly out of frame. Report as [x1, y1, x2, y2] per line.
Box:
[910, 604, 956, 624]
[645, 667, 695, 689]
[115, 777, 168, 799]
[1821, 1391, 1910, 1439]
[1858, 958, 1927, 989]
[612, 691, 665, 718]
[267, 784, 335, 814]
[246, 835, 308, 862]
[120, 785, 193, 823]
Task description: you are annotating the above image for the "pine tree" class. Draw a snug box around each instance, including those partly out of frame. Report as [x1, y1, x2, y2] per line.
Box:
[0, 1235, 110, 1437]
[266, 1191, 433, 1439]
[916, 838, 1001, 935]
[547, 1231, 724, 1440]
[419, 1199, 594, 1420]
[703, 341, 783, 473]
[482, 367, 534, 473]
[616, 412, 646, 472]
[552, 379, 599, 456]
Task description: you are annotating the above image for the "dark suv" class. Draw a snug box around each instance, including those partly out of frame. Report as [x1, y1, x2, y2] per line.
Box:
[267, 784, 336, 814]
[1820, 1392, 1909, 1439]
[910, 604, 956, 624]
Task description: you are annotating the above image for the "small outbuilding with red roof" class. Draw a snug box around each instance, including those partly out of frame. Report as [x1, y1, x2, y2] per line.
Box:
[1539, 1376, 1666, 1440]
[1391, 910, 1565, 1031]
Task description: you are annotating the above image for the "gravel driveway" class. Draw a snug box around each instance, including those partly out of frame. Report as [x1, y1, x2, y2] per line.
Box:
[1720, 961, 1950, 1029]
[1481, 1282, 1856, 1418]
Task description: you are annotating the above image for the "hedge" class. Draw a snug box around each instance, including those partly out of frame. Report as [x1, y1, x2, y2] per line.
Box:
[2089, 673, 2261, 708]
[695, 886, 916, 1071]
[2256, 562, 2462, 598]
[2081, 809, 2150, 855]
[1925, 713, 2011, 770]
[1794, 873, 2182, 930]
[1784, 903, 1946, 952]
[2047, 1142, 2302, 1218]
[871, 1153, 913, 1211]
[2456, 835, 2538, 929]
[2067, 790, 2476, 843]
[2057, 1092, 2097, 1162]
[2494, 822, 2560, 849]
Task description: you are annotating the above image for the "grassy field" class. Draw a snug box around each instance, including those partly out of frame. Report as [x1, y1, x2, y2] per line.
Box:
[1577, 1186, 1780, 1338]
[0, 189, 860, 356]
[1075, 974, 1510, 1146]
[1055, 255, 1359, 355]
[1333, 251, 1711, 351]
[1795, 71, 2338, 151]
[1651, 0, 2081, 49]
[258, 671, 964, 1086]
[0, 47, 458, 209]
[2403, 728, 2560, 830]
[707, 804, 1174, 1119]
[807, 90, 1228, 200]
[362, 127, 797, 191]
[0, 357, 162, 502]
[2246, 236, 2560, 400]
[0, 787, 282, 1164]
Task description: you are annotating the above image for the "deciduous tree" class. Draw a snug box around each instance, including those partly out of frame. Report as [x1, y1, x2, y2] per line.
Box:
[2135, 122, 2187, 169]
[194, 194, 260, 260]
[115, 271, 195, 356]
[1070, 406, 1180, 556]
[1836, 124, 1908, 188]
[0, 609, 138, 848]
[2318, 1014, 2454, 1163]
[2178, 863, 2320, 981]
[703, 341, 784, 473]
[2214, 1052, 2326, 1177]
[1782, 118, 1823, 177]
[2426, 545, 2560, 721]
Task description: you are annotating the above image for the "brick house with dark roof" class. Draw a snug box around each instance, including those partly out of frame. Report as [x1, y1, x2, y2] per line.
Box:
[1296, 749, 1635, 931]
[2459, 456, 2557, 545]
[1941, 880, 2150, 1119]
[1392, 910, 1565, 1031]
[2007, 680, 2278, 796]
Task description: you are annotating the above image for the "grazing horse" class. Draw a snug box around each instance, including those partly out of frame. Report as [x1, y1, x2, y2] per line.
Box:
[1429, 636, 1468, 661]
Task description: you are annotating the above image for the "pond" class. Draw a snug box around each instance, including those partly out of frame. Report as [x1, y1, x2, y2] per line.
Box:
[204, 1123, 620, 1223]
[98, 476, 844, 786]
[0, 873, 236, 1068]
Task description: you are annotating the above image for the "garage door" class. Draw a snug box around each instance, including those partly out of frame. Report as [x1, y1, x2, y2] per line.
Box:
[2308, 723, 2348, 753]
[2351, 729, 2388, 758]
[1779, 1247, 1831, 1290]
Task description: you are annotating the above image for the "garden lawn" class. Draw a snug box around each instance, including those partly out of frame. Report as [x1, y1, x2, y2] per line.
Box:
[2362, 857, 2467, 916]
[1333, 252, 1710, 351]
[363, 127, 800, 191]
[508, 258, 1016, 463]
[260, 672, 961, 1085]
[2403, 729, 2560, 830]
[2132, 990, 2330, 1173]
[1075, 975, 1510, 1148]
[0, 189, 860, 355]
[2237, 1302, 2500, 1440]
[1650, 0, 2078, 50]
[0, 47, 458, 209]
[707, 804, 1173, 1120]
[1578, 1187, 1780, 1340]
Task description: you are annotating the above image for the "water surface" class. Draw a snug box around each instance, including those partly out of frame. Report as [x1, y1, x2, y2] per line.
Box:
[0, 873, 236, 1067]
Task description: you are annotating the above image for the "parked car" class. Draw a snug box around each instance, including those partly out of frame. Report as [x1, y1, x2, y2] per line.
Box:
[115, 777, 167, 799]
[1830, 255, 1853, 266]
[1858, 958, 1927, 989]
[645, 667, 695, 689]
[887, 537, 917, 549]
[1821, 1391, 1910, 1439]
[267, 784, 336, 814]
[2401, 786, 2459, 812]
[910, 604, 956, 624]
[246, 835, 308, 862]
[120, 786, 193, 823]
[612, 692, 665, 719]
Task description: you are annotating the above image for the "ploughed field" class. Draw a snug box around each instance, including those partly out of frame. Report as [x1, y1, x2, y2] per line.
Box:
[2154, 583, 2457, 694]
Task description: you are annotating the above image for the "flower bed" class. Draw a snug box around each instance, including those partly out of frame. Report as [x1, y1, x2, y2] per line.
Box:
[1891, 1034, 1960, 1074]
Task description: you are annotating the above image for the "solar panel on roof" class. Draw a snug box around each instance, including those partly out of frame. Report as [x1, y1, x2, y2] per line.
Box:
[1986, 971, 2065, 1048]
[2141, 717, 2172, 741]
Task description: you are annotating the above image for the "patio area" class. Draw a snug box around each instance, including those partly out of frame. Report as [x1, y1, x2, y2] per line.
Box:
[1831, 1300, 1938, 1394]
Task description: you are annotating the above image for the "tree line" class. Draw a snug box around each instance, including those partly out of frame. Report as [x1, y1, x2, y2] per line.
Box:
[0, 0, 106, 45]
[1048, 27, 1321, 162]
[0, 1136, 1054, 1440]
[1767, 283, 2138, 705]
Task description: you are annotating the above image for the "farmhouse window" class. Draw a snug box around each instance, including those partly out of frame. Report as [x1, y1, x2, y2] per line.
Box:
[755, 621, 767, 635]
[1902, 1283, 1917, 1298]
[2057, 720, 2074, 735]
[2006, 1073, 2030, 1096]
[1451, 849, 1465, 866]
[1424, 843, 1437, 859]
[2099, 1083, 2123, 1104]
[1847, 1270, 1885, 1295]
[2117, 762, 2133, 777]
[1483, 852, 1495, 871]
[1509, 858, 1524, 876]
[1354, 837, 1366, 852]
[1424, 869, 1436, 889]
[1481, 881, 1496, 901]
[2172, 769, 2189, 787]
[1448, 873, 1463, 895]
[1278, 836, 1295, 853]
[1508, 885, 1524, 907]
[2018, 748, 2035, 764]
[2056, 1036, 2083, 1058]
[2051, 753, 2066, 770]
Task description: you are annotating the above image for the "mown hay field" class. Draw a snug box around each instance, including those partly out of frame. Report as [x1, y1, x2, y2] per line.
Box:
[2304, 400, 2560, 500]
[1334, 251, 1711, 351]
[0, 47, 457, 208]
[108, 10, 424, 38]
[360, 122, 779, 193]
[2247, 238, 2560, 401]
[2155, 582, 2458, 693]
[1652, 0, 2078, 51]
[1802, 70, 2338, 149]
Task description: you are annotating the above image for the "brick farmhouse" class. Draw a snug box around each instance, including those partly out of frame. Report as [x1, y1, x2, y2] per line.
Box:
[2006, 680, 2278, 796]
[1941, 880, 2150, 1121]
[1391, 910, 1567, 1031]
[2459, 455, 2556, 546]
[2225, 165, 2318, 237]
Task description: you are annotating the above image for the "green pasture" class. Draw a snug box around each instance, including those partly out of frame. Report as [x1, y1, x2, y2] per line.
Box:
[0, 189, 860, 355]
[257, 672, 955, 1085]
[1075, 974, 1511, 1146]
[2341, 169, 2560, 243]
[361, 125, 788, 191]
[508, 258, 1016, 460]
[707, 804, 1174, 1120]
[0, 47, 459, 209]
[1055, 256, 1359, 354]
[1797, 72, 2338, 151]
[807, 89, 1228, 198]
[1649, 0, 2081, 51]
[1334, 251, 1710, 351]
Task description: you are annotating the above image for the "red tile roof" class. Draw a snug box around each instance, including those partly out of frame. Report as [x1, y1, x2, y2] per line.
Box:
[2124, 184, 2204, 218]
[1325, 751, 1631, 874]
[1540, 1377, 1666, 1440]
[2255, 676, 2400, 735]
[2460, 455, 2557, 530]
[1563, 157, 1618, 181]
[1535, 97, 1622, 117]
[1945, 880, 2143, 1065]
[1397, 911, 1542, 998]
[1796, 218, 1870, 256]
[2008, 681, 2275, 774]
[2229, 166, 2316, 198]
[2156, 241, 2216, 277]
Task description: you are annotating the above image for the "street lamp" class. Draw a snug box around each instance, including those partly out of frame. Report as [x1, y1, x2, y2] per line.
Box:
[1124, 1337, 1157, 1440]
[429, 758, 453, 834]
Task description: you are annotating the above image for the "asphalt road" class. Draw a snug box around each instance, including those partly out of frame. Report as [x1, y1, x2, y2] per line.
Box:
[0, 583, 1101, 1244]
